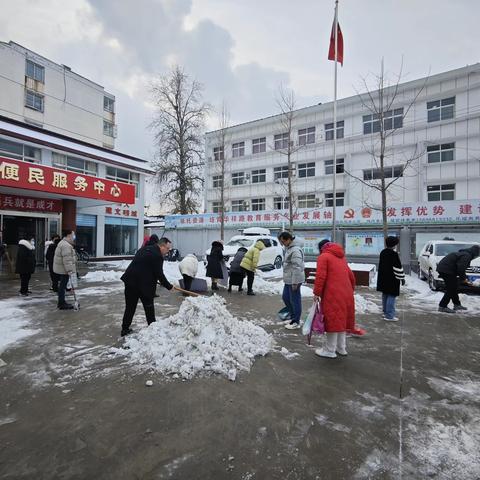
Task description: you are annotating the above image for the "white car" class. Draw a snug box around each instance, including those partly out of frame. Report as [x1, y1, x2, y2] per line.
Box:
[205, 227, 284, 270]
[418, 240, 480, 290]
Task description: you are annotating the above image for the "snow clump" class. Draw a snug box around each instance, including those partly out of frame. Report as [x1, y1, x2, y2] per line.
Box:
[115, 295, 272, 381]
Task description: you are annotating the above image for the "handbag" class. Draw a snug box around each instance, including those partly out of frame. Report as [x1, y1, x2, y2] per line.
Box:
[302, 303, 316, 336]
[307, 303, 325, 345]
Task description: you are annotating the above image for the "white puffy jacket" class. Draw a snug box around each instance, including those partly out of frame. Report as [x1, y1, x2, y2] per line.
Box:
[179, 254, 198, 277]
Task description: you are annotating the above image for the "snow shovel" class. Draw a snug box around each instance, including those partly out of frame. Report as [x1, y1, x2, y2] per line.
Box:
[173, 285, 203, 297]
[69, 274, 80, 310]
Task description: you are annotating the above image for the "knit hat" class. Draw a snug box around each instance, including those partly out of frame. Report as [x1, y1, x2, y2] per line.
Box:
[386, 236, 399, 248]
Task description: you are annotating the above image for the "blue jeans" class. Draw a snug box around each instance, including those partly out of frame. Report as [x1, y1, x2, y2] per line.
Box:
[382, 293, 396, 319]
[282, 284, 302, 324]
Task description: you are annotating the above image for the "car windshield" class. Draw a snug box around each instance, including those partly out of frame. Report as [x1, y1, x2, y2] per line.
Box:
[226, 238, 253, 248]
[435, 244, 474, 256]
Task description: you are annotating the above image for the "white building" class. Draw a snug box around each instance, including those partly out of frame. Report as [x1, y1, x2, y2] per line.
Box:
[204, 64, 480, 214]
[0, 41, 150, 264]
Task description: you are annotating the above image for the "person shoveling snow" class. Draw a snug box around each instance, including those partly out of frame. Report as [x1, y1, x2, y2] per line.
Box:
[114, 295, 272, 381]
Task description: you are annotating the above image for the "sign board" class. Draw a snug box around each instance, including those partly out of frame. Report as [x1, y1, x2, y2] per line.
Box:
[345, 232, 390, 256]
[165, 200, 480, 230]
[0, 156, 135, 204]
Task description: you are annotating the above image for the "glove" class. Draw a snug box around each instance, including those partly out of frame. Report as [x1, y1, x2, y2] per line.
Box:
[401, 279, 405, 286]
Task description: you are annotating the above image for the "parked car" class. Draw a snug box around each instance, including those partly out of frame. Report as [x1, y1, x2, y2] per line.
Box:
[205, 228, 284, 270]
[418, 240, 480, 290]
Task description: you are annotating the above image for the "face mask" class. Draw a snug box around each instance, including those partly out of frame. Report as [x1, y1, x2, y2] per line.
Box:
[72, 233, 76, 242]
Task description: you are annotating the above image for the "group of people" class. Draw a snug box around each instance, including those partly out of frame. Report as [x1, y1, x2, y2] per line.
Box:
[14, 230, 78, 310]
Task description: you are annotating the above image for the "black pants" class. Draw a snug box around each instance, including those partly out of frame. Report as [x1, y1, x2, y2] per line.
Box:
[242, 268, 255, 292]
[121, 285, 156, 331]
[439, 274, 460, 307]
[182, 274, 193, 291]
[19, 273, 31, 294]
[49, 265, 59, 291]
[58, 274, 70, 306]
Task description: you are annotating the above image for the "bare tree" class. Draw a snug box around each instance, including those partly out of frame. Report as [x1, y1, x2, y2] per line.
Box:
[345, 60, 427, 241]
[274, 85, 304, 233]
[212, 103, 231, 241]
[150, 66, 210, 214]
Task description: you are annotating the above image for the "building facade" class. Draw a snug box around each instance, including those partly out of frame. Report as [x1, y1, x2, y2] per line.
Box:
[0, 42, 150, 265]
[204, 64, 480, 213]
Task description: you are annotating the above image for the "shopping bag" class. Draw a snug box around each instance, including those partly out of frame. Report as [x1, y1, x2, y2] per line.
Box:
[311, 304, 325, 335]
[302, 303, 316, 336]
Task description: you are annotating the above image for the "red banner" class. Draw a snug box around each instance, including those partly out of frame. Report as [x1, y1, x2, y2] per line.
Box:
[0, 156, 135, 204]
[0, 193, 62, 213]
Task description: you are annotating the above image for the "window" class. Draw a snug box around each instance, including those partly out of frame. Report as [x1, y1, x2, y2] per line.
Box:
[252, 198, 266, 211]
[325, 158, 345, 175]
[25, 90, 44, 112]
[103, 120, 114, 137]
[76, 214, 97, 255]
[252, 169, 266, 183]
[325, 121, 344, 141]
[212, 201, 222, 213]
[325, 192, 345, 207]
[427, 184, 455, 201]
[104, 96, 115, 113]
[25, 60, 45, 83]
[298, 162, 315, 178]
[298, 127, 315, 145]
[213, 146, 224, 161]
[427, 143, 455, 163]
[52, 152, 97, 176]
[213, 175, 223, 188]
[252, 137, 266, 154]
[231, 172, 246, 186]
[104, 217, 138, 255]
[232, 141, 245, 158]
[427, 97, 455, 123]
[363, 108, 404, 134]
[274, 166, 290, 181]
[298, 194, 316, 209]
[274, 196, 289, 210]
[363, 165, 404, 181]
[106, 166, 140, 197]
[274, 133, 289, 150]
[0, 138, 41, 163]
[231, 200, 247, 212]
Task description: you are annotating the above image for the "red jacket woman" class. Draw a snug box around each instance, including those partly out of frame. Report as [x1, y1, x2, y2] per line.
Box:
[313, 242, 356, 343]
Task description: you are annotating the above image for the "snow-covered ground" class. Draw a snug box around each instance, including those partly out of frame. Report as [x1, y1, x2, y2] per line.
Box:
[113, 295, 272, 381]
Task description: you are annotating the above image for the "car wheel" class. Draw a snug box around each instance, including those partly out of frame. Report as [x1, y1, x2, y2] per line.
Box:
[274, 256, 283, 269]
[428, 270, 438, 291]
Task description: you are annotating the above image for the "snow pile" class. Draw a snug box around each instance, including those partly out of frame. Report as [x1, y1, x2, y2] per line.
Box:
[405, 274, 480, 313]
[0, 300, 39, 354]
[355, 293, 380, 314]
[82, 270, 123, 282]
[115, 295, 272, 381]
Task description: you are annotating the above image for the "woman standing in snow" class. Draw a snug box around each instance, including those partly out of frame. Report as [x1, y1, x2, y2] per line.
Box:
[228, 247, 247, 292]
[206, 241, 225, 291]
[45, 236, 60, 292]
[278, 232, 305, 329]
[313, 240, 356, 358]
[240, 240, 266, 295]
[15, 236, 36, 296]
[377, 236, 405, 321]
[179, 254, 199, 292]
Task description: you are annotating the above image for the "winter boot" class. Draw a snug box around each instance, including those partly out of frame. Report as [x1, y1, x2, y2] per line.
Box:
[58, 303, 74, 310]
[121, 328, 134, 337]
[453, 304, 467, 311]
[247, 290, 255, 296]
[438, 306, 455, 313]
[212, 282, 219, 291]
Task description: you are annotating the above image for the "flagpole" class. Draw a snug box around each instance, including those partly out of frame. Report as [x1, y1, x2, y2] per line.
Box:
[332, 0, 339, 243]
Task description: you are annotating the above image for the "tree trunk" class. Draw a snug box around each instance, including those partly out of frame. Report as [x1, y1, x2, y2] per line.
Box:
[220, 159, 225, 240]
[287, 150, 294, 233]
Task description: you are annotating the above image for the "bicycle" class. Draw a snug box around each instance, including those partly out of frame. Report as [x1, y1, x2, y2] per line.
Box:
[75, 246, 90, 264]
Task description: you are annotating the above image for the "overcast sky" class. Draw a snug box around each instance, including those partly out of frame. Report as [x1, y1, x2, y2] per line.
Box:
[1, 0, 479, 211]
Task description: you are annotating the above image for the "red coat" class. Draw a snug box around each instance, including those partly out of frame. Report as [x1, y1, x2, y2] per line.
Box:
[313, 243, 356, 332]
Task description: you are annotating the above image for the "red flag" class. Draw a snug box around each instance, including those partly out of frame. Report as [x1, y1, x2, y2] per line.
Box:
[328, 20, 344, 66]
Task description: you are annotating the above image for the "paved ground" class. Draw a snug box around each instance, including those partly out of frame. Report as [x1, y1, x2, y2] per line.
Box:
[0, 267, 479, 479]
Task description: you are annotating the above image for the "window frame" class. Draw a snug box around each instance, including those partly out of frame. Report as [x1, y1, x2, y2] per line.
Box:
[363, 165, 404, 181]
[231, 200, 247, 212]
[0, 138, 41, 163]
[298, 126, 316, 146]
[325, 121, 344, 141]
[212, 175, 223, 188]
[427, 97, 455, 123]
[212, 201, 222, 213]
[297, 193, 316, 209]
[251, 198, 266, 211]
[52, 152, 98, 176]
[252, 137, 266, 154]
[325, 192, 345, 207]
[251, 169, 266, 184]
[231, 171, 246, 186]
[104, 96, 115, 113]
[274, 132, 289, 150]
[298, 162, 316, 178]
[274, 166, 290, 181]
[363, 108, 404, 134]
[25, 59, 45, 83]
[274, 196, 289, 210]
[427, 184, 455, 201]
[427, 143, 455, 163]
[324, 157, 345, 175]
[106, 166, 140, 198]
[232, 141, 245, 158]
[25, 90, 44, 112]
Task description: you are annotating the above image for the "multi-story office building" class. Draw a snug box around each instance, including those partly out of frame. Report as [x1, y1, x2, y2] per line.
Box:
[0, 41, 150, 263]
[205, 64, 480, 213]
